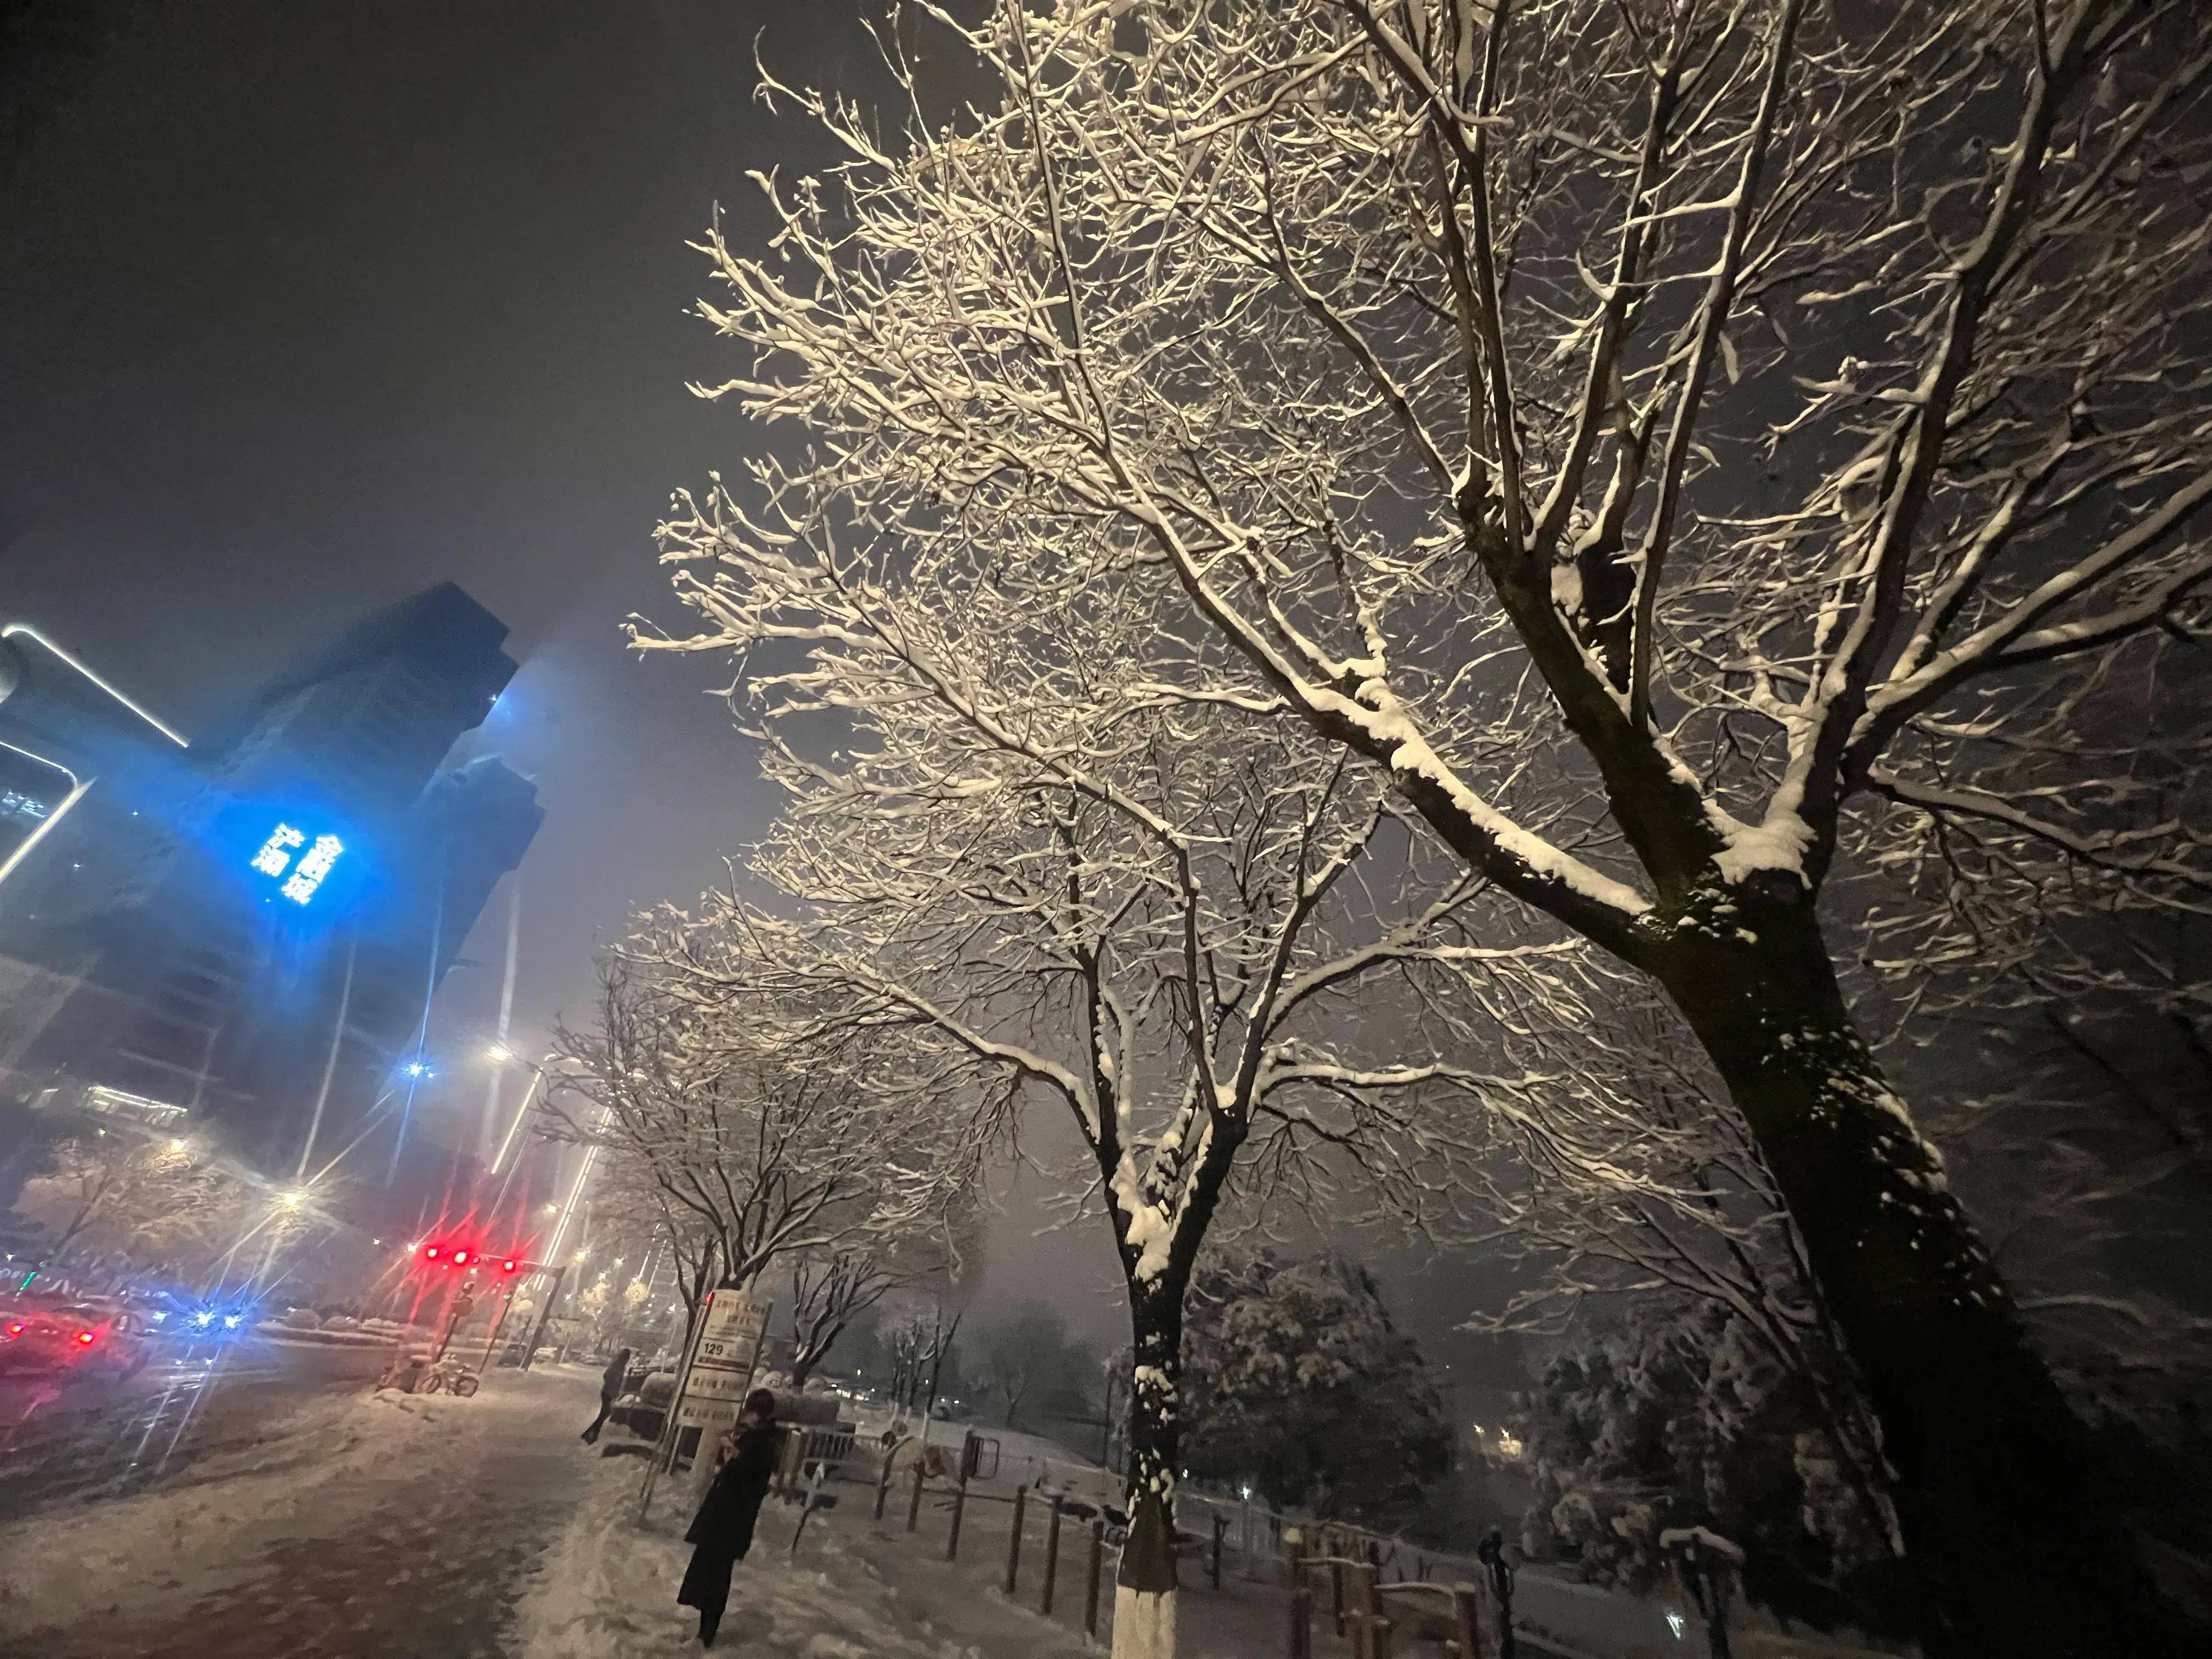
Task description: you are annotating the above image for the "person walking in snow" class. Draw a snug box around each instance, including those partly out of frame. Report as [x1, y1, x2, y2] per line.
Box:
[676, 1388, 781, 1647]
[579, 1347, 632, 1445]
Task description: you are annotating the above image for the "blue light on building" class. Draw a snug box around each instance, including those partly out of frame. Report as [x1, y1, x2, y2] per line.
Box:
[249, 821, 345, 905]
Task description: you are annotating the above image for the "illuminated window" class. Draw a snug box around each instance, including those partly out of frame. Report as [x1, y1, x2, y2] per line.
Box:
[250, 823, 306, 877]
[280, 834, 343, 904]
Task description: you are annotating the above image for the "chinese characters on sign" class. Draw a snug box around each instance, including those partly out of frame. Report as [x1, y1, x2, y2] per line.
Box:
[674, 1289, 770, 1432]
[249, 821, 344, 904]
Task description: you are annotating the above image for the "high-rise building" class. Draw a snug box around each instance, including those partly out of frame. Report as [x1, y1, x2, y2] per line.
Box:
[0, 584, 542, 1184]
[0, 619, 192, 892]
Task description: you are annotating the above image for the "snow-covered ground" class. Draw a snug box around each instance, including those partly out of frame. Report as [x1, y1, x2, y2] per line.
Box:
[0, 1363, 602, 1657]
[0, 1370, 1905, 1659]
[510, 1440, 1110, 1658]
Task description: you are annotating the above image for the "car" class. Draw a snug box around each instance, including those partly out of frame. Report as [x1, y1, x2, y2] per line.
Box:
[0, 1302, 153, 1379]
[134, 1291, 257, 1338]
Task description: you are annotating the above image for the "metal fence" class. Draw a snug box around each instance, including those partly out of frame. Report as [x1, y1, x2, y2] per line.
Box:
[822, 1420, 1903, 1659]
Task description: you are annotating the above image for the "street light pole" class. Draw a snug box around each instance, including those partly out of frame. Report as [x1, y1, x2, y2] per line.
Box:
[519, 1265, 567, 1372]
[478, 1274, 526, 1374]
[293, 936, 357, 1183]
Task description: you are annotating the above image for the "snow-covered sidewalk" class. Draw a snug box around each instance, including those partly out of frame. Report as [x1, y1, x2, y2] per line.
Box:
[510, 1443, 1104, 1659]
[0, 1363, 602, 1657]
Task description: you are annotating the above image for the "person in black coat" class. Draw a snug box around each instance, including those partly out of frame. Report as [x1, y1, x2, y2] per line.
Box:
[579, 1348, 633, 1445]
[676, 1388, 781, 1646]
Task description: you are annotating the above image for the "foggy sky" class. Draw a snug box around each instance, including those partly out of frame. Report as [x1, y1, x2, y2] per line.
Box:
[0, 1, 1523, 1392]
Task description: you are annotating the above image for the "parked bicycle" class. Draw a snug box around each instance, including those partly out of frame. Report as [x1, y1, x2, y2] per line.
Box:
[415, 1353, 480, 1396]
[375, 1346, 478, 1395]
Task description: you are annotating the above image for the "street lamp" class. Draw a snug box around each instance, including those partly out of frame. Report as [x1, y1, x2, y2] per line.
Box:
[484, 1043, 515, 1065]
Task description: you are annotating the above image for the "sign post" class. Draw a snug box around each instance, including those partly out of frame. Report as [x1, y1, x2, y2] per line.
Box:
[684, 1290, 771, 1500]
[637, 1286, 771, 1520]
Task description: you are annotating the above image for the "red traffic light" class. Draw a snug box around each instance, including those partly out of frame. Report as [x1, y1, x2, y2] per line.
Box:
[450, 1249, 472, 1267]
[499, 1258, 520, 1275]
[422, 1244, 442, 1261]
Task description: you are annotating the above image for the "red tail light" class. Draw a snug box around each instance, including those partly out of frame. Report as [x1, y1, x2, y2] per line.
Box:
[76, 1330, 96, 1345]
[500, 1258, 519, 1274]
[424, 1244, 442, 1260]
[450, 1249, 472, 1267]
[4, 1321, 21, 1336]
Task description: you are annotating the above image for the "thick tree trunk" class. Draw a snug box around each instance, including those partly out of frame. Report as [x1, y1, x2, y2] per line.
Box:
[1657, 891, 2182, 1656]
[1114, 1274, 1182, 1659]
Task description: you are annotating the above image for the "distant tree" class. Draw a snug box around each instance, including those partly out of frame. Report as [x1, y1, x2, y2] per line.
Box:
[785, 1250, 889, 1387]
[575, 1276, 613, 1327]
[973, 1302, 1096, 1429]
[1181, 1251, 1453, 1532]
[876, 1296, 967, 1417]
[784, 1187, 980, 1385]
[16, 1130, 252, 1273]
[545, 960, 980, 1327]
[1521, 1295, 1912, 1640]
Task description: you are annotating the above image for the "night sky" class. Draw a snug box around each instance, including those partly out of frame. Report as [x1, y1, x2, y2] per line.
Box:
[2, 0, 878, 1045]
[0, 1, 1521, 1391]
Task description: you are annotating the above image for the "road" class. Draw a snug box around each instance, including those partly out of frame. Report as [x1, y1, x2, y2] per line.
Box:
[0, 1331, 390, 1519]
[0, 1353, 601, 1658]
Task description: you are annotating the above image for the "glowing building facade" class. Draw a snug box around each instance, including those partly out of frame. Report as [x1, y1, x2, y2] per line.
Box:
[0, 584, 541, 1181]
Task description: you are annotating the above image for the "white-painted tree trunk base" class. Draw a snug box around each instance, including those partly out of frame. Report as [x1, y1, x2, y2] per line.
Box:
[1111, 1585, 1178, 1659]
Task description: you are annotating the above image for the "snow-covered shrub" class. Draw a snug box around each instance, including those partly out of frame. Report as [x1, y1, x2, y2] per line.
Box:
[1181, 1249, 1453, 1532]
[1520, 1296, 1910, 1638]
[281, 1306, 322, 1329]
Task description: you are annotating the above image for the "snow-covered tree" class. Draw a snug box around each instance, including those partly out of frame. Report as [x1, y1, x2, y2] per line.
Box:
[973, 1301, 1097, 1429]
[876, 1296, 966, 1414]
[1181, 1249, 1453, 1533]
[785, 1197, 978, 1385]
[17, 1129, 256, 1275]
[1521, 1294, 1912, 1640]
[1453, 991, 1900, 1557]
[636, 699, 1573, 1657]
[546, 960, 981, 1328]
[647, 3, 2212, 1647]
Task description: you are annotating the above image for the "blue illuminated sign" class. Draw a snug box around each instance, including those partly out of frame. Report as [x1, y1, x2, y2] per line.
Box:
[249, 821, 345, 905]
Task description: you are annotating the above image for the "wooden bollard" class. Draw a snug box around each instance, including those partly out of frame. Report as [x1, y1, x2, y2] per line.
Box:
[1005, 1486, 1027, 1594]
[1453, 1585, 1483, 1659]
[1084, 1517, 1104, 1636]
[946, 1467, 970, 1560]
[1290, 1583, 1314, 1659]
[1348, 1561, 1378, 1659]
[906, 1455, 926, 1533]
[1210, 1513, 1226, 1589]
[1288, 1539, 1313, 1659]
[874, 1443, 896, 1521]
[1040, 1496, 1064, 1616]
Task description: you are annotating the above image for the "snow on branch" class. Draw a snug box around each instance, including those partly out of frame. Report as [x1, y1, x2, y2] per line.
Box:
[642, 0, 2212, 1015]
